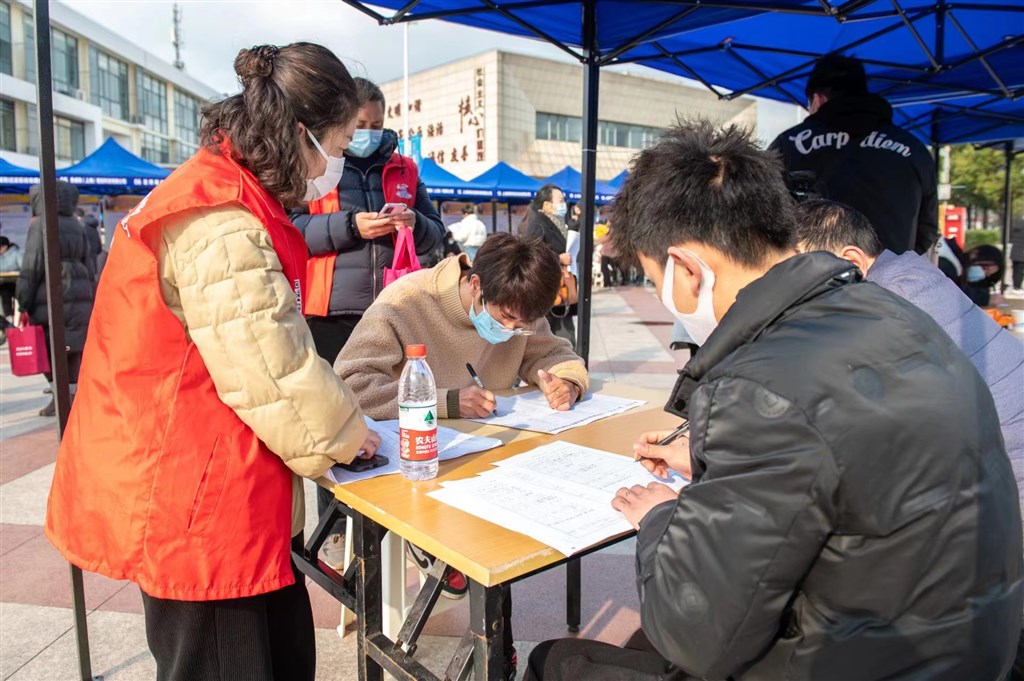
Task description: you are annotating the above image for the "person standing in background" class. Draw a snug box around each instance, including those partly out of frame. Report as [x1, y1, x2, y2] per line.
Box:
[0, 236, 22, 323]
[523, 184, 576, 346]
[1010, 217, 1024, 297]
[450, 204, 487, 260]
[289, 76, 445, 568]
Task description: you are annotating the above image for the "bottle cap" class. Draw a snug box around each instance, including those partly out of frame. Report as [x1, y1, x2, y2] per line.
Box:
[406, 344, 427, 359]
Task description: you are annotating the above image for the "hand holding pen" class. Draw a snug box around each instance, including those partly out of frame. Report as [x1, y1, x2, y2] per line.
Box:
[633, 422, 692, 479]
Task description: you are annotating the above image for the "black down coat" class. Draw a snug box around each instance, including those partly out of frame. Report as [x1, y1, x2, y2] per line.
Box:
[288, 129, 444, 316]
[637, 253, 1022, 680]
[15, 182, 96, 352]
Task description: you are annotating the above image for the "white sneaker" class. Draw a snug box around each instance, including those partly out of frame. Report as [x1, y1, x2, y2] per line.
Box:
[1004, 287, 1024, 299]
[320, 533, 346, 570]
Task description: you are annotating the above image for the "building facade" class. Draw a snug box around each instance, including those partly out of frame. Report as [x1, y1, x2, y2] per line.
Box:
[380, 51, 758, 182]
[0, 0, 219, 170]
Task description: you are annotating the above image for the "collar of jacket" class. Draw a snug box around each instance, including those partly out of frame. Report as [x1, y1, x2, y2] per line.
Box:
[811, 93, 893, 135]
[665, 252, 861, 417]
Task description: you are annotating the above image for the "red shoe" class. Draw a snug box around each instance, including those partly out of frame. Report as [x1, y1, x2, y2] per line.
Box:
[441, 568, 469, 599]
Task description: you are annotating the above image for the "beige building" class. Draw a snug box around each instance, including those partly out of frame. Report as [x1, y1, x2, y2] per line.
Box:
[381, 50, 757, 182]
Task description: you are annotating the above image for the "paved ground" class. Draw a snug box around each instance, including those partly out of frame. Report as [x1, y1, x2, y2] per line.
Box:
[0, 283, 684, 681]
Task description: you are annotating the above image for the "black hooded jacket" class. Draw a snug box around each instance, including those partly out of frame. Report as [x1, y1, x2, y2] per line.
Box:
[15, 183, 96, 351]
[288, 129, 445, 316]
[771, 94, 939, 255]
[637, 252, 1021, 680]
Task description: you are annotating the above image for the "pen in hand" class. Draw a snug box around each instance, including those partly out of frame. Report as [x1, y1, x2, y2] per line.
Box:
[465, 363, 498, 417]
[635, 421, 690, 461]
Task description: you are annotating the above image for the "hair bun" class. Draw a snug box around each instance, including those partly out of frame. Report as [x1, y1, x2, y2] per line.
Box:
[235, 45, 278, 84]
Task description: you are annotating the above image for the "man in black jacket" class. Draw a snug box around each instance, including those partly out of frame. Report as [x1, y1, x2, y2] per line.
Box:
[771, 54, 938, 256]
[525, 121, 1022, 681]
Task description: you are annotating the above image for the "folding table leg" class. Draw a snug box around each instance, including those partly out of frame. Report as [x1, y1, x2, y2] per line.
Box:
[353, 513, 384, 681]
[469, 580, 506, 681]
[566, 557, 581, 633]
[341, 521, 410, 639]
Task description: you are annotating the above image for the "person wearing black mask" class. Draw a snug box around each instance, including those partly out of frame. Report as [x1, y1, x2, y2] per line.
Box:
[771, 54, 938, 256]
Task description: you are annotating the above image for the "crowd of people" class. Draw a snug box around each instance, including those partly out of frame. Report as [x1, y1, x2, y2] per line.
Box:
[0, 40, 1018, 681]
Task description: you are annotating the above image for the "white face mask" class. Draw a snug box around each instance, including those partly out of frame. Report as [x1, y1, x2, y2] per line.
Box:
[303, 128, 345, 202]
[661, 250, 718, 346]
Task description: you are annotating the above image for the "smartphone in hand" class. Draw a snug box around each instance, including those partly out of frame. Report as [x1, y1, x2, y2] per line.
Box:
[337, 454, 389, 473]
[378, 202, 408, 216]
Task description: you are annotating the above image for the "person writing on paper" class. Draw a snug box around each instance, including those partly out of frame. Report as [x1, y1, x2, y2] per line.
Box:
[336, 232, 589, 420]
[45, 43, 379, 681]
[524, 121, 1021, 680]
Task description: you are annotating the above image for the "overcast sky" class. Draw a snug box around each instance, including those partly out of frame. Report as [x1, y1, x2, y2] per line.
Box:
[59, 0, 803, 143]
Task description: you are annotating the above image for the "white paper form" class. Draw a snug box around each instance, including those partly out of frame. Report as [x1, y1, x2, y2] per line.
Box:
[429, 467, 633, 555]
[325, 418, 502, 485]
[565, 230, 581, 276]
[466, 390, 646, 434]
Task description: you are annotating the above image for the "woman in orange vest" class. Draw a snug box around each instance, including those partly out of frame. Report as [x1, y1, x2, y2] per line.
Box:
[45, 43, 379, 681]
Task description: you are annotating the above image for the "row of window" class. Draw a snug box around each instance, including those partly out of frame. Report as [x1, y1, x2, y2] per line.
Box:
[536, 112, 663, 149]
[0, 2, 202, 150]
[0, 98, 198, 164]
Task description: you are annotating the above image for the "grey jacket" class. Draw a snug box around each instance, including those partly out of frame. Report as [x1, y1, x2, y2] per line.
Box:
[868, 248, 1024, 566]
[288, 130, 444, 316]
[639, 253, 1021, 680]
[15, 183, 96, 351]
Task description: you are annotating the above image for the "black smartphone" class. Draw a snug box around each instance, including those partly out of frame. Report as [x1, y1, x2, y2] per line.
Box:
[338, 454, 389, 473]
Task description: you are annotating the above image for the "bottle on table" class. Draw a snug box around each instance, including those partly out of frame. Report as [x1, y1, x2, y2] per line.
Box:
[399, 344, 438, 481]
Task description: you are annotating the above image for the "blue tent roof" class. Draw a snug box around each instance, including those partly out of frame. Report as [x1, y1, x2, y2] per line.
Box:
[469, 162, 542, 200]
[418, 157, 494, 199]
[541, 166, 618, 203]
[607, 170, 628, 190]
[57, 137, 170, 194]
[0, 157, 40, 193]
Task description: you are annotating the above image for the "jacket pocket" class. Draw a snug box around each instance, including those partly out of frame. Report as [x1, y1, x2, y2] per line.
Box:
[186, 436, 227, 535]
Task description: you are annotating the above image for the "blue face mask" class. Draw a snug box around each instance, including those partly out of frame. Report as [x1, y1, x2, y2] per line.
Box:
[347, 129, 384, 158]
[966, 265, 986, 283]
[553, 203, 567, 219]
[469, 299, 516, 345]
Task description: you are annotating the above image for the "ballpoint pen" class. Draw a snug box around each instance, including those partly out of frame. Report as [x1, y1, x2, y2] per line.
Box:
[465, 362, 498, 417]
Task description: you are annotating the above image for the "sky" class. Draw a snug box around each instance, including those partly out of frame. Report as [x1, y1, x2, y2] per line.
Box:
[59, 0, 803, 143]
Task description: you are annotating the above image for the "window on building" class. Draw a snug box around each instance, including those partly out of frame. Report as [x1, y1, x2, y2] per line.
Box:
[535, 113, 582, 143]
[26, 103, 37, 155]
[536, 112, 662, 149]
[90, 47, 129, 120]
[0, 2, 12, 76]
[174, 90, 200, 163]
[55, 116, 85, 161]
[0, 99, 14, 151]
[51, 27, 79, 95]
[23, 15, 34, 83]
[141, 133, 169, 164]
[136, 70, 168, 134]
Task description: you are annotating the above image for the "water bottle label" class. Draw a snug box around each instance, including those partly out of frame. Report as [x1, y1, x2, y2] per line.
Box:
[399, 403, 438, 462]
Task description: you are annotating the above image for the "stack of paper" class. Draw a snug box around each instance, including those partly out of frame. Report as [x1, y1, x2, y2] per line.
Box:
[428, 442, 689, 555]
[467, 391, 646, 434]
[326, 418, 503, 485]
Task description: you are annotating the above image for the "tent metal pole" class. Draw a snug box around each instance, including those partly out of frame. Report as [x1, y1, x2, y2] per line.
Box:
[490, 199, 498, 233]
[33, 2, 94, 680]
[1001, 142, 1013, 293]
[508, 204, 513, 234]
[577, 0, 599, 368]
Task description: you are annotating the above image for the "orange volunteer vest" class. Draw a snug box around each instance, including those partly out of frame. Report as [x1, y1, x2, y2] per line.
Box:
[45, 144, 309, 601]
[304, 152, 420, 316]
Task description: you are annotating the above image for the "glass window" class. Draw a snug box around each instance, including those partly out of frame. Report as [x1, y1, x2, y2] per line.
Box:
[51, 27, 79, 95]
[136, 70, 168, 134]
[0, 2, 12, 76]
[55, 116, 84, 161]
[90, 47, 129, 120]
[141, 133, 169, 164]
[23, 15, 33, 84]
[0, 99, 14, 151]
[173, 90, 200, 162]
[26, 103, 37, 155]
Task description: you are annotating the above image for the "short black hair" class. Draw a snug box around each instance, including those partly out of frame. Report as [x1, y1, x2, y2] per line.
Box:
[795, 200, 883, 258]
[531, 184, 562, 212]
[468, 233, 562, 322]
[462, 204, 476, 215]
[610, 119, 796, 267]
[355, 76, 385, 109]
[806, 54, 868, 101]
[0, 236, 10, 248]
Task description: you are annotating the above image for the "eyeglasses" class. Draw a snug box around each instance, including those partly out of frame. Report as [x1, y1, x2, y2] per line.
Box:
[482, 300, 535, 336]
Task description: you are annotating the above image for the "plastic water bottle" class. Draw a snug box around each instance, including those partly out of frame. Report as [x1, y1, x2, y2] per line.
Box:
[399, 344, 438, 480]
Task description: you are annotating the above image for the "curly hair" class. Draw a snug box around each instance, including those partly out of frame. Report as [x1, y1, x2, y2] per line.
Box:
[200, 43, 359, 207]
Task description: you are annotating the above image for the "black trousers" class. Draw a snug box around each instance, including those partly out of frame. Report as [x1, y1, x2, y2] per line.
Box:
[308, 314, 362, 531]
[0, 282, 15, 318]
[141, 542, 315, 681]
[1013, 261, 1024, 289]
[1012, 628, 1024, 681]
[547, 312, 576, 349]
[525, 630, 686, 681]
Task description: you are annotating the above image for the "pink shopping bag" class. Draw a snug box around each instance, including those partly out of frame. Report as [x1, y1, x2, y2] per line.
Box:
[383, 227, 421, 288]
[8, 318, 51, 377]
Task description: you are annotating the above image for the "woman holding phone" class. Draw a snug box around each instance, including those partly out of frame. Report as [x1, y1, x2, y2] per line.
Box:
[45, 43, 378, 680]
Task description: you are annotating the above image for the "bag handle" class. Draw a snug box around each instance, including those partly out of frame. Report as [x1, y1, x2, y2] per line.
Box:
[390, 227, 418, 270]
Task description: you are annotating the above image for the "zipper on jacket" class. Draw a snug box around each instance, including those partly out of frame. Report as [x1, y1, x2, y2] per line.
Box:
[357, 169, 379, 301]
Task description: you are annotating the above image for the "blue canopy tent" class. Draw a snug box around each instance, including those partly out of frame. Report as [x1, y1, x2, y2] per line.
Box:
[418, 157, 494, 199]
[607, 169, 628, 191]
[469, 160, 542, 200]
[57, 137, 170, 195]
[542, 166, 618, 203]
[0, 157, 40, 193]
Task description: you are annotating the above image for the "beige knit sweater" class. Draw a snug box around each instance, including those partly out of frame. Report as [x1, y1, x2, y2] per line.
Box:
[335, 255, 589, 420]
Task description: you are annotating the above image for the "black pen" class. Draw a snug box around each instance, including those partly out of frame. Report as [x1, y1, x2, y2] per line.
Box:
[657, 421, 691, 446]
[465, 363, 498, 416]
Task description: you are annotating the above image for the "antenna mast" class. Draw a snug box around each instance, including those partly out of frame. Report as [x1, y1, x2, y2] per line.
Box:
[172, 3, 185, 70]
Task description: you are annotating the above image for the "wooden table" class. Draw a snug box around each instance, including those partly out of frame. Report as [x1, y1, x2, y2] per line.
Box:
[295, 382, 679, 681]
